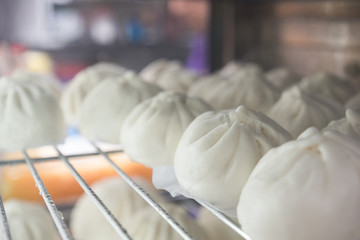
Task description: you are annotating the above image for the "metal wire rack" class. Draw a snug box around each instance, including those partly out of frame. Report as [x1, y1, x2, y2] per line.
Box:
[0, 139, 251, 240]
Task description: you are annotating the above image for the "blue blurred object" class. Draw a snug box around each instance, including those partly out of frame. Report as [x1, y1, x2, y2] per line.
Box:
[126, 17, 145, 44]
[67, 126, 80, 137]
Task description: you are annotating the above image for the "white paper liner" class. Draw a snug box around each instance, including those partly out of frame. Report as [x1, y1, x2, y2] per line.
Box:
[152, 165, 237, 218]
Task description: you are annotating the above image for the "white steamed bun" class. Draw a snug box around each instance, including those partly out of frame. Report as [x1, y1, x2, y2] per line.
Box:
[0, 77, 66, 151]
[2, 199, 58, 240]
[265, 67, 299, 90]
[11, 69, 62, 100]
[139, 58, 173, 82]
[61, 62, 127, 125]
[126, 202, 208, 240]
[187, 74, 223, 106]
[215, 61, 244, 78]
[298, 72, 355, 104]
[78, 71, 162, 143]
[70, 177, 161, 240]
[174, 106, 291, 212]
[237, 131, 360, 240]
[190, 69, 280, 112]
[155, 67, 198, 94]
[197, 207, 244, 240]
[216, 61, 261, 79]
[346, 92, 360, 110]
[268, 86, 344, 138]
[121, 91, 212, 167]
[141, 59, 198, 93]
[323, 109, 360, 137]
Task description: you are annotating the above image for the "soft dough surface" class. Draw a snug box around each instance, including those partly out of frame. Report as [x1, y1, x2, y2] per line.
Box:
[188, 69, 280, 112]
[139, 59, 175, 83]
[268, 86, 344, 138]
[323, 109, 360, 137]
[70, 177, 161, 240]
[78, 71, 162, 143]
[298, 71, 355, 104]
[121, 91, 211, 167]
[174, 106, 291, 211]
[237, 131, 360, 240]
[346, 92, 360, 110]
[126, 202, 208, 240]
[61, 62, 127, 126]
[140, 59, 198, 93]
[197, 207, 244, 240]
[1, 199, 58, 240]
[0, 77, 66, 151]
[265, 67, 299, 91]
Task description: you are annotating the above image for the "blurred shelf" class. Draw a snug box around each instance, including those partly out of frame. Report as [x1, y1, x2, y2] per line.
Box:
[235, 0, 360, 19]
[39, 42, 188, 72]
[273, 1, 360, 19]
[53, 0, 166, 10]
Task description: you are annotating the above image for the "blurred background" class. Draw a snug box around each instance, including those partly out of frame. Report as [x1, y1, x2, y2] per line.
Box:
[0, 0, 210, 81]
[1, 0, 360, 82]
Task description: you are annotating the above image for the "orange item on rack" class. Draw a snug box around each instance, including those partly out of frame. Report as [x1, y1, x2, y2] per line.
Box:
[0, 151, 152, 205]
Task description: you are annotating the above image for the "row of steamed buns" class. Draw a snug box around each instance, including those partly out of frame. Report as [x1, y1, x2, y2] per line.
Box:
[1, 59, 360, 240]
[1, 59, 359, 151]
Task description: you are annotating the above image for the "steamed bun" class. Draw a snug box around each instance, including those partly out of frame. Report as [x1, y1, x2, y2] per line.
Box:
[2, 199, 58, 240]
[78, 71, 162, 143]
[71, 177, 161, 240]
[187, 75, 223, 107]
[197, 207, 244, 240]
[126, 203, 208, 240]
[139, 59, 173, 82]
[237, 131, 360, 240]
[268, 86, 344, 138]
[61, 62, 127, 125]
[156, 67, 198, 94]
[216, 61, 261, 79]
[190, 70, 280, 112]
[346, 92, 360, 110]
[298, 72, 355, 104]
[0, 77, 66, 151]
[215, 61, 244, 78]
[174, 106, 291, 211]
[121, 91, 212, 167]
[265, 67, 299, 90]
[141, 60, 198, 93]
[323, 109, 360, 137]
[11, 69, 62, 100]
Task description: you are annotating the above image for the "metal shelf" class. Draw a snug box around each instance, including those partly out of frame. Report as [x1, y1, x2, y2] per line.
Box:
[0, 195, 11, 240]
[0, 140, 250, 240]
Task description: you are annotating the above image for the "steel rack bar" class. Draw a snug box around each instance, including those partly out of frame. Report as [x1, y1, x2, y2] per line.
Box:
[22, 150, 74, 240]
[91, 142, 195, 240]
[53, 145, 133, 240]
[0, 194, 12, 240]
